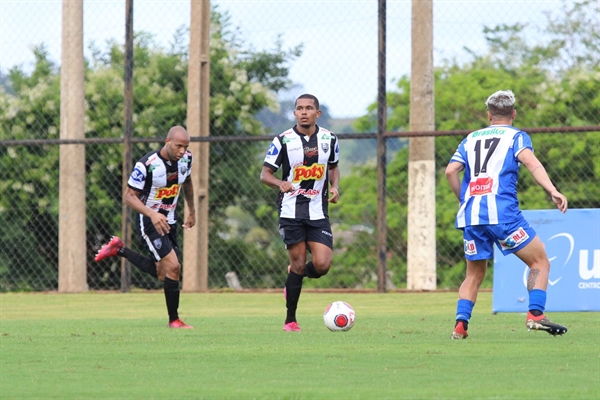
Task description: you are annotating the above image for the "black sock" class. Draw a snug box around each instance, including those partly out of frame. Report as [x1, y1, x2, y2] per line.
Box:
[456, 319, 469, 330]
[163, 277, 180, 322]
[285, 271, 303, 324]
[529, 309, 543, 317]
[118, 247, 158, 278]
[304, 261, 322, 279]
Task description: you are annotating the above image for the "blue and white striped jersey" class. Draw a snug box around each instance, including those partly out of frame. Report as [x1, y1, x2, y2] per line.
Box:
[448, 125, 532, 228]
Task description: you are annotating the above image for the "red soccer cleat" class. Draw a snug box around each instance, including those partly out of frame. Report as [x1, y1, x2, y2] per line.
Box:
[94, 236, 124, 262]
[526, 312, 567, 336]
[451, 320, 468, 340]
[283, 321, 301, 332]
[168, 319, 194, 329]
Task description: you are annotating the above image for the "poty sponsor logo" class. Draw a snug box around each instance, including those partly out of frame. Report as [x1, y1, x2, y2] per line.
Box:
[464, 239, 477, 255]
[321, 230, 333, 237]
[500, 227, 529, 250]
[155, 184, 180, 199]
[469, 177, 493, 195]
[131, 167, 145, 183]
[293, 163, 325, 182]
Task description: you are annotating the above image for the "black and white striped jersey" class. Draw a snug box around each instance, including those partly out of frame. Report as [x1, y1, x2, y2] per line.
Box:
[263, 125, 339, 220]
[127, 149, 193, 224]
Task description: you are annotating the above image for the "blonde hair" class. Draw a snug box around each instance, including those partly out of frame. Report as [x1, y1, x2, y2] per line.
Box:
[485, 90, 515, 116]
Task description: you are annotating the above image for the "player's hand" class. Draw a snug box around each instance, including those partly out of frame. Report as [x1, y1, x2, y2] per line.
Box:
[150, 212, 170, 236]
[550, 190, 568, 213]
[279, 181, 294, 193]
[328, 187, 339, 203]
[183, 213, 196, 230]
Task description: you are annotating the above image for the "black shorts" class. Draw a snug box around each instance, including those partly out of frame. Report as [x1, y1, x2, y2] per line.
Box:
[278, 218, 333, 249]
[137, 215, 180, 261]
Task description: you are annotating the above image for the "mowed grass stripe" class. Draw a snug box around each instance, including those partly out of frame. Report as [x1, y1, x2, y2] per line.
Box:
[1, 292, 598, 399]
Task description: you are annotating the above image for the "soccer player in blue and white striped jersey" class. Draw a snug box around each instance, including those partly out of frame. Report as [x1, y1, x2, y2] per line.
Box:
[445, 90, 568, 339]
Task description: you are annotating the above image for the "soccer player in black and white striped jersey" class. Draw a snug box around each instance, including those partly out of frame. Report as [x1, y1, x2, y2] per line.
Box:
[260, 94, 340, 332]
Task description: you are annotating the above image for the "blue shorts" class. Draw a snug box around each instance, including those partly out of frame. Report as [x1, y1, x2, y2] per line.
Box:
[462, 215, 536, 260]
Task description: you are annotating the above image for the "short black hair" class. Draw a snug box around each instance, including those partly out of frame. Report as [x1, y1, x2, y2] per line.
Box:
[295, 94, 320, 110]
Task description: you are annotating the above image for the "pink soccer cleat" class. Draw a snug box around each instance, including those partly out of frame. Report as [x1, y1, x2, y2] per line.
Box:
[168, 319, 194, 329]
[94, 236, 124, 262]
[283, 321, 301, 332]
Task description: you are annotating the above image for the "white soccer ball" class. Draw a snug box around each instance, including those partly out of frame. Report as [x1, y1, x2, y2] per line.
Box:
[323, 301, 355, 332]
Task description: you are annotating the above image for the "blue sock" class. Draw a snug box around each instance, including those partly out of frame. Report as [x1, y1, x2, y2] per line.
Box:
[456, 299, 475, 322]
[528, 289, 546, 314]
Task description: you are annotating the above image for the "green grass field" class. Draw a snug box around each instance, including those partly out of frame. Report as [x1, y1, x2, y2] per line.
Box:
[1, 291, 598, 399]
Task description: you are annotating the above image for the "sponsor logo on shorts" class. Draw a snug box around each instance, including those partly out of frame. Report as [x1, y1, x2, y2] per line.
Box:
[155, 184, 180, 199]
[293, 163, 325, 182]
[464, 239, 477, 255]
[321, 230, 333, 237]
[469, 177, 493, 196]
[499, 227, 529, 250]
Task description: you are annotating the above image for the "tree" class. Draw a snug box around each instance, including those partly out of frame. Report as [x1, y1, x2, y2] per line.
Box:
[333, 0, 599, 288]
[0, 6, 301, 290]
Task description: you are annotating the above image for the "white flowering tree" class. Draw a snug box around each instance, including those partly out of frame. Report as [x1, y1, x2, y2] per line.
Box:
[0, 8, 301, 290]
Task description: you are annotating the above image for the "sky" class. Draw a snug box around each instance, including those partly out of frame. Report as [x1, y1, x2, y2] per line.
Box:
[1, 0, 562, 118]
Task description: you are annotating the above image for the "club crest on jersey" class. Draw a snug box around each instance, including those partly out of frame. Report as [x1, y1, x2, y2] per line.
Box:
[499, 227, 529, 250]
[155, 184, 180, 199]
[292, 163, 325, 182]
[321, 143, 329, 153]
[464, 239, 477, 256]
[469, 177, 493, 195]
[179, 165, 187, 175]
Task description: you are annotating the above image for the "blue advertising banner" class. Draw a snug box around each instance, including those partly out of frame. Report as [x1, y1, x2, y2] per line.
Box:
[493, 209, 600, 312]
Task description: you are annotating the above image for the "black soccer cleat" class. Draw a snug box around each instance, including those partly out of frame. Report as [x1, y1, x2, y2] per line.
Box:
[526, 312, 568, 336]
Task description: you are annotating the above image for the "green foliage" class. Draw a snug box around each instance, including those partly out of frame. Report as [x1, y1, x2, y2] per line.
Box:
[334, 0, 599, 288]
[0, 6, 300, 290]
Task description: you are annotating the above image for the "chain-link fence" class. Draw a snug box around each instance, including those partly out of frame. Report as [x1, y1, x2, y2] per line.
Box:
[1, 1, 599, 291]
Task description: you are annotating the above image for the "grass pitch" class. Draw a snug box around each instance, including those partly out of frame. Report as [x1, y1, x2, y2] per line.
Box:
[1, 291, 598, 399]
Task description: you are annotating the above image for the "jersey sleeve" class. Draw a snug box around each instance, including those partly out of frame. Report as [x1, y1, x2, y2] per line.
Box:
[448, 138, 467, 165]
[512, 131, 533, 160]
[263, 136, 283, 170]
[128, 161, 147, 190]
[329, 134, 340, 165]
[185, 150, 193, 179]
